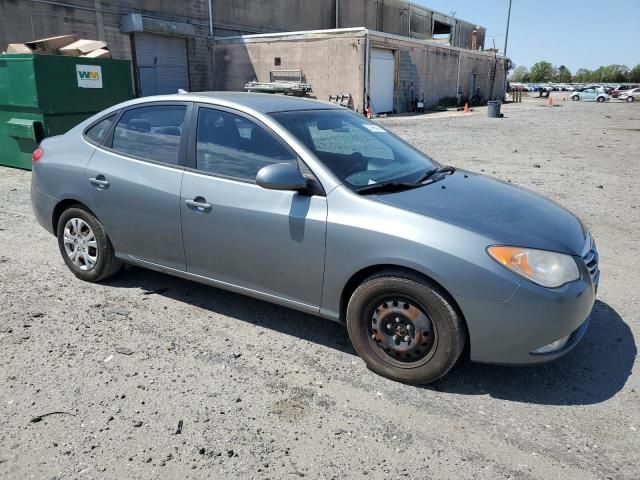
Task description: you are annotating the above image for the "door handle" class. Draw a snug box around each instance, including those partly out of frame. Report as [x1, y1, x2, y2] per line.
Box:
[185, 197, 212, 213]
[89, 175, 110, 189]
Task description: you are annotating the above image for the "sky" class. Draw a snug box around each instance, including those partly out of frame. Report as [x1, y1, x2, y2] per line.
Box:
[414, 0, 640, 72]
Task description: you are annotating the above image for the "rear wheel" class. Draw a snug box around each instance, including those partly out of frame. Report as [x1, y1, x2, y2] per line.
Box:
[572, 95, 579, 101]
[346, 271, 466, 384]
[627, 96, 635, 103]
[57, 207, 122, 282]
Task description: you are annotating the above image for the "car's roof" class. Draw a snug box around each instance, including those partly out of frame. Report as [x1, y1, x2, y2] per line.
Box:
[137, 91, 342, 114]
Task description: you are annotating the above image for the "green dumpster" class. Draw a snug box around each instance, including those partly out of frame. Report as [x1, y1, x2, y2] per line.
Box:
[0, 53, 133, 170]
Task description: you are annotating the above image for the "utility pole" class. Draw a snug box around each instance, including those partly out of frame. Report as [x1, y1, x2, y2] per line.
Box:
[502, 0, 513, 100]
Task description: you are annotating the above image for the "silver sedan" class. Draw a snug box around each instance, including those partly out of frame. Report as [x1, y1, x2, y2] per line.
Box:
[31, 93, 599, 384]
[571, 88, 610, 102]
[618, 88, 640, 102]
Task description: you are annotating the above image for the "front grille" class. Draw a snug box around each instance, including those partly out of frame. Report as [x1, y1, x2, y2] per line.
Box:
[582, 236, 599, 283]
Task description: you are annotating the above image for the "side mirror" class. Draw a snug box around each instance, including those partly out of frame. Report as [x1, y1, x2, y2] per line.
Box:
[256, 163, 307, 192]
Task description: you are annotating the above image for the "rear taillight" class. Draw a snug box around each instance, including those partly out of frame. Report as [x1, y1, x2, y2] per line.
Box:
[32, 148, 44, 163]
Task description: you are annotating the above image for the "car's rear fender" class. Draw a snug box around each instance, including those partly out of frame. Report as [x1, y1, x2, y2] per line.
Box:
[31, 133, 98, 233]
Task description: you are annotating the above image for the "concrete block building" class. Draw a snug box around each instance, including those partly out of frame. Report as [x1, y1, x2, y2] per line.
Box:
[1, 0, 506, 112]
[214, 28, 505, 114]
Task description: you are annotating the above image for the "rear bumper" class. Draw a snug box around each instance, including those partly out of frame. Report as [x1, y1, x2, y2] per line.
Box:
[456, 266, 596, 365]
[30, 184, 58, 235]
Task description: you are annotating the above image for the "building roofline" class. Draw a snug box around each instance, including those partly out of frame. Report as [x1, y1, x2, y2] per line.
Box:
[402, 0, 481, 28]
[366, 29, 503, 57]
[214, 27, 368, 42]
[214, 27, 504, 59]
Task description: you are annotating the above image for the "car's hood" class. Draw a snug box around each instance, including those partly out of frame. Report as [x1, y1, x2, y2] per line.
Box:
[374, 170, 587, 256]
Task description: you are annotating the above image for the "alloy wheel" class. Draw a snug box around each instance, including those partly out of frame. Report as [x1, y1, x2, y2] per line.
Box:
[63, 218, 98, 271]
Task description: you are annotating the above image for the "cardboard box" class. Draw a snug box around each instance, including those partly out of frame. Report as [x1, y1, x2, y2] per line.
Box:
[81, 48, 111, 59]
[60, 39, 107, 57]
[25, 35, 79, 53]
[6, 43, 33, 54]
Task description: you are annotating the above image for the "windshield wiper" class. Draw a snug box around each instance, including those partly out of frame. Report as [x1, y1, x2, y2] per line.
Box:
[356, 165, 456, 195]
[356, 181, 421, 195]
[416, 165, 456, 183]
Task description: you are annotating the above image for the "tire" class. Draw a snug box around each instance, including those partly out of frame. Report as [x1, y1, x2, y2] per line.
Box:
[597, 96, 605, 103]
[56, 206, 122, 282]
[346, 270, 466, 384]
[572, 95, 579, 101]
[628, 96, 635, 103]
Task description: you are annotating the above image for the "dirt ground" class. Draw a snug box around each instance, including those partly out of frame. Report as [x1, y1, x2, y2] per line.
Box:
[1, 95, 639, 480]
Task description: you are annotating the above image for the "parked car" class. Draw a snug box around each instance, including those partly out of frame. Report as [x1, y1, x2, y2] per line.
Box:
[30, 93, 599, 384]
[571, 88, 610, 102]
[619, 88, 640, 102]
[611, 84, 640, 98]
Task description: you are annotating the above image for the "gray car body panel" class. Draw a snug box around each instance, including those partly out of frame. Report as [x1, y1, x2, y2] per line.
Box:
[373, 169, 587, 256]
[180, 170, 327, 307]
[31, 92, 596, 366]
[85, 150, 186, 271]
[31, 134, 96, 233]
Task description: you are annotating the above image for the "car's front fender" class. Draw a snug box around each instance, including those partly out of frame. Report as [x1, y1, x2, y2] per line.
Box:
[319, 186, 520, 321]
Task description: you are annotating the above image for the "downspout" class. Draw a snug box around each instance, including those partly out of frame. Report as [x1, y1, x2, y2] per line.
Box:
[335, 0, 339, 28]
[207, 0, 214, 36]
[94, 0, 105, 41]
[364, 30, 370, 114]
[207, 0, 214, 91]
[455, 50, 462, 105]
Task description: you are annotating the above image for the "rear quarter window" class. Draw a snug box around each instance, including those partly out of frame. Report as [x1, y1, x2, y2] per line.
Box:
[84, 114, 116, 144]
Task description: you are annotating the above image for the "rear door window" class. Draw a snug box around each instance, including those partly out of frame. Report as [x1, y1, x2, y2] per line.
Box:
[111, 105, 186, 165]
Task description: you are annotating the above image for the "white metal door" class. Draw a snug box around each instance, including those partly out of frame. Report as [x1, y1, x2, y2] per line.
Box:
[369, 48, 395, 113]
[134, 33, 189, 96]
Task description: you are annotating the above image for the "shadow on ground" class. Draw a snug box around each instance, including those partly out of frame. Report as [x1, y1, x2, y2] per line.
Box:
[108, 268, 635, 407]
[107, 267, 355, 354]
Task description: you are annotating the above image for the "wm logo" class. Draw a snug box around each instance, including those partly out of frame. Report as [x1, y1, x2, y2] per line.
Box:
[78, 71, 100, 80]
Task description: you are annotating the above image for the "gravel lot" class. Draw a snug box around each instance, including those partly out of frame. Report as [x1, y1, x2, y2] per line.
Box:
[1, 95, 639, 479]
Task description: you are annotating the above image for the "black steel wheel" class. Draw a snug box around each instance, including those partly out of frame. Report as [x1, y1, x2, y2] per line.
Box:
[347, 270, 466, 384]
[367, 297, 437, 367]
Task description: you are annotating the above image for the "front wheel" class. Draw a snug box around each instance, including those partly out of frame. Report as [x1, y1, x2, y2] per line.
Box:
[627, 96, 635, 103]
[346, 271, 466, 384]
[572, 95, 580, 101]
[57, 206, 122, 282]
[597, 96, 606, 103]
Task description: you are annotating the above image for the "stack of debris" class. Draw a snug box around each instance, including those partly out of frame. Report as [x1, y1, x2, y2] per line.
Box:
[3, 35, 111, 58]
[244, 79, 313, 96]
[245, 69, 312, 97]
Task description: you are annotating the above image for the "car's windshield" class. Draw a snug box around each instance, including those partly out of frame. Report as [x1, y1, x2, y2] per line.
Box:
[269, 110, 438, 188]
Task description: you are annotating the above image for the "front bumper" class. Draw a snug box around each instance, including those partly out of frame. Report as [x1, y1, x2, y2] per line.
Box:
[456, 260, 597, 365]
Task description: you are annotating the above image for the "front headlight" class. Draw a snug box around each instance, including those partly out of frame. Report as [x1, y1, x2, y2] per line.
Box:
[487, 246, 580, 288]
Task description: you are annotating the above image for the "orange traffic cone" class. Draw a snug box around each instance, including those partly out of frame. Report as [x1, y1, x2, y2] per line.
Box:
[547, 95, 554, 107]
[463, 102, 470, 113]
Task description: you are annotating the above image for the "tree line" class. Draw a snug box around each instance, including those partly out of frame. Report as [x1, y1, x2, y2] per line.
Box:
[510, 61, 640, 84]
